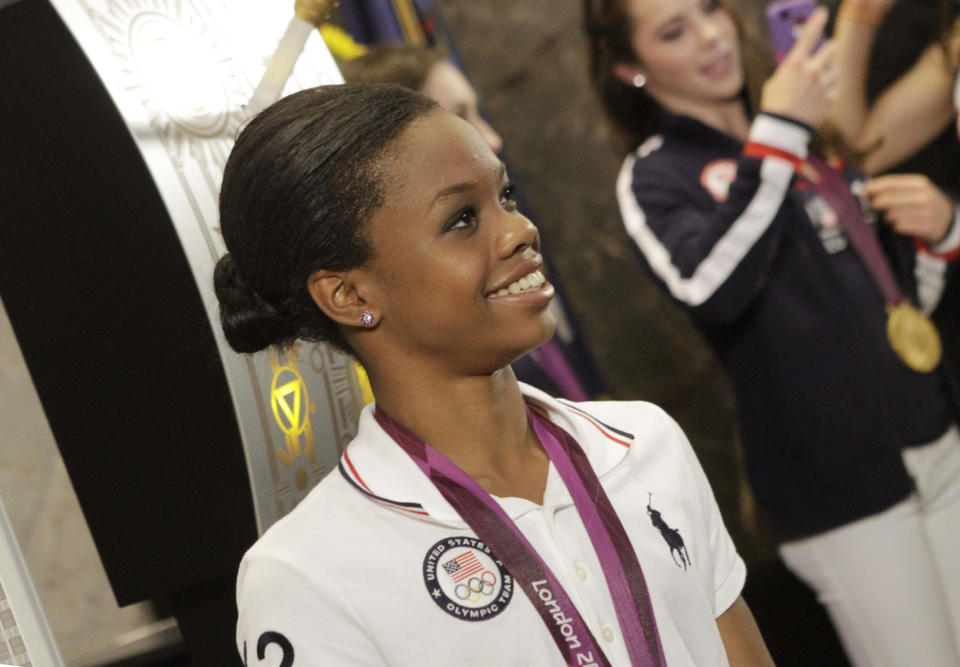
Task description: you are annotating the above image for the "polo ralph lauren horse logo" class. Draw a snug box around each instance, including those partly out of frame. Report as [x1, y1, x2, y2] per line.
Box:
[647, 493, 691, 569]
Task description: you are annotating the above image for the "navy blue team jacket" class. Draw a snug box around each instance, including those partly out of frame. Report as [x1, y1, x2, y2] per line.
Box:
[617, 111, 957, 542]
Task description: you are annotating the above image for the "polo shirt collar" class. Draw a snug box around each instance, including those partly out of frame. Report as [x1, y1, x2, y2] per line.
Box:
[338, 383, 633, 526]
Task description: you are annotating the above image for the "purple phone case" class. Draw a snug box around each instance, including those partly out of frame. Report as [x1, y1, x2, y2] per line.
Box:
[766, 0, 819, 62]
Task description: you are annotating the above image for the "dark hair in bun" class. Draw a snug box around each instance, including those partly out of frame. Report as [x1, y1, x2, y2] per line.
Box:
[214, 84, 437, 354]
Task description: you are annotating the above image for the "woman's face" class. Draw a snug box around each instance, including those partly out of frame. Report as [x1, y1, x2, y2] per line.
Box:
[420, 61, 504, 155]
[360, 109, 555, 374]
[622, 0, 744, 116]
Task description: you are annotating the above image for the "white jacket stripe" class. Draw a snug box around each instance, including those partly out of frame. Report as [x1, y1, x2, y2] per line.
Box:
[617, 153, 794, 307]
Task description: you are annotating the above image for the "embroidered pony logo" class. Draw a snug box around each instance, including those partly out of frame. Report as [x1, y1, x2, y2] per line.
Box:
[647, 493, 691, 569]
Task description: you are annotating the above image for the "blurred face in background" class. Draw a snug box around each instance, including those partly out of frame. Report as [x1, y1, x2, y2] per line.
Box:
[618, 0, 744, 118]
[420, 60, 504, 155]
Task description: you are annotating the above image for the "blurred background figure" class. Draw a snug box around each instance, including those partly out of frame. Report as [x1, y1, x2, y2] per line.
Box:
[585, 0, 960, 664]
[828, 0, 960, 398]
[342, 44, 504, 155]
[830, 0, 960, 175]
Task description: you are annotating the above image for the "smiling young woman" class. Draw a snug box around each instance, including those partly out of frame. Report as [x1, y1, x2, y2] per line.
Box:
[216, 83, 772, 665]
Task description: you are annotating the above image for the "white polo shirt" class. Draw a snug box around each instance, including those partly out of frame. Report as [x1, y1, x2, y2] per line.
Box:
[236, 384, 746, 666]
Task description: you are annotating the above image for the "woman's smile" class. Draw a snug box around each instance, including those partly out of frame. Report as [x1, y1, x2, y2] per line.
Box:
[700, 52, 734, 79]
[487, 270, 550, 297]
[485, 246, 554, 300]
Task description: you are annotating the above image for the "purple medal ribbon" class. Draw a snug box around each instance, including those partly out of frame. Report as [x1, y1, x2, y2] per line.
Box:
[374, 405, 666, 667]
[529, 339, 591, 402]
[804, 156, 904, 306]
[529, 408, 666, 666]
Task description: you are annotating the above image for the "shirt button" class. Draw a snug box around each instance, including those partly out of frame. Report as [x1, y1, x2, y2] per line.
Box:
[602, 627, 615, 643]
[575, 565, 588, 581]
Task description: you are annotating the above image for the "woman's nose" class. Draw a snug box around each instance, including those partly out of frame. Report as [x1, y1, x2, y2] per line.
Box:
[697, 16, 721, 44]
[496, 210, 539, 258]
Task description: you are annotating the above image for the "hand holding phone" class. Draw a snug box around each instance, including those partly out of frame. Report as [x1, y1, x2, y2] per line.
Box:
[759, 6, 836, 128]
[766, 0, 825, 63]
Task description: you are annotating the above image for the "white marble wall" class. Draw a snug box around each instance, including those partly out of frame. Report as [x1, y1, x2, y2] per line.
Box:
[0, 297, 177, 666]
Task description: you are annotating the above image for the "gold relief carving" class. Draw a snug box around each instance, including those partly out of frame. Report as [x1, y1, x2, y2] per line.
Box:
[295, 466, 309, 491]
[309, 345, 362, 454]
[354, 363, 375, 405]
[62, 0, 346, 526]
[268, 348, 317, 467]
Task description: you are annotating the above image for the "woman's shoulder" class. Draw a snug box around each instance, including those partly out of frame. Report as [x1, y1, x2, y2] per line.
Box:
[620, 127, 733, 195]
[555, 396, 701, 472]
[559, 397, 675, 428]
[622, 133, 678, 174]
[549, 395, 688, 454]
[241, 469, 361, 568]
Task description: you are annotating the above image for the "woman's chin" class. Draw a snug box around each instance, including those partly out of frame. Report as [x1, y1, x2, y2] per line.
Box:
[513, 317, 559, 363]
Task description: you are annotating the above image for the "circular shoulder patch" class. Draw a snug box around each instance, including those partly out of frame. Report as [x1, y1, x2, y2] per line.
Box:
[700, 158, 738, 202]
[423, 536, 513, 621]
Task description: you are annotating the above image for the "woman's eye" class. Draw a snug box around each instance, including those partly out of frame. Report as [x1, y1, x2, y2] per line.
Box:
[702, 0, 720, 12]
[446, 206, 478, 231]
[660, 23, 684, 41]
[500, 183, 517, 210]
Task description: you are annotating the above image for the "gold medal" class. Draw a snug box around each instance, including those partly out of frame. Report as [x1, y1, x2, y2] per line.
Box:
[886, 302, 942, 373]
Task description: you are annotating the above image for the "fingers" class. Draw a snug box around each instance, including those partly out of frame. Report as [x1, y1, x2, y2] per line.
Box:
[811, 40, 838, 99]
[882, 212, 946, 241]
[759, 6, 835, 125]
[866, 175, 934, 211]
[864, 174, 954, 243]
[864, 173, 931, 194]
[864, 174, 934, 207]
[808, 38, 835, 72]
[784, 6, 829, 62]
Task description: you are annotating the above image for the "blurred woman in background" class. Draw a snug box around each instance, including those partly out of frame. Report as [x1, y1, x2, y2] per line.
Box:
[830, 0, 960, 172]
[341, 43, 503, 154]
[585, 0, 960, 663]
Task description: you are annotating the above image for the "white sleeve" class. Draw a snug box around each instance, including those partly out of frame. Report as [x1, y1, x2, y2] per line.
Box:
[670, 420, 747, 617]
[236, 550, 388, 666]
[915, 205, 960, 314]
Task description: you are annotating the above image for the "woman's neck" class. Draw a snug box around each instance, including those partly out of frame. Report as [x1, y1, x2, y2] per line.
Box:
[368, 364, 550, 503]
[663, 97, 752, 141]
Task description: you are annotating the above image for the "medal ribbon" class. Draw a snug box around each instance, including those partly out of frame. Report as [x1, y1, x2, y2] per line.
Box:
[528, 408, 666, 667]
[374, 405, 666, 667]
[803, 156, 904, 306]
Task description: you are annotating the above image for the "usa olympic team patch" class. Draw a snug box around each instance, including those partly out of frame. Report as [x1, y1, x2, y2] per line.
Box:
[423, 536, 513, 621]
[700, 158, 737, 202]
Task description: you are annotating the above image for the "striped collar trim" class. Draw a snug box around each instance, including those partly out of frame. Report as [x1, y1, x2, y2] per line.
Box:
[338, 450, 430, 516]
[558, 401, 635, 447]
[337, 385, 636, 519]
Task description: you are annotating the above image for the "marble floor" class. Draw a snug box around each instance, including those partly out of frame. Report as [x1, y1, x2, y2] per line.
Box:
[0, 297, 180, 666]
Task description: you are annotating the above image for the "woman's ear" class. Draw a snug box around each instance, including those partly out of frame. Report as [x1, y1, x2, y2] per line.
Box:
[307, 269, 377, 328]
[612, 61, 647, 88]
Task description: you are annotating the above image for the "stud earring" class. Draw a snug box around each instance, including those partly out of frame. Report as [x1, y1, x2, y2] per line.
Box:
[359, 310, 376, 327]
[632, 73, 646, 88]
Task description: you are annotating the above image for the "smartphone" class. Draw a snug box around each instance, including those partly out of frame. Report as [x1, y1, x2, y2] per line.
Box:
[765, 0, 822, 63]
